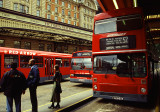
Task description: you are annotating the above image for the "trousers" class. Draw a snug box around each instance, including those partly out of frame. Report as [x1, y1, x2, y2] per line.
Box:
[6, 95, 21, 112]
[29, 86, 38, 112]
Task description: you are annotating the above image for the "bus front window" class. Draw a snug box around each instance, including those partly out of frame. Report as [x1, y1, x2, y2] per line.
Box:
[71, 58, 92, 70]
[93, 53, 147, 77]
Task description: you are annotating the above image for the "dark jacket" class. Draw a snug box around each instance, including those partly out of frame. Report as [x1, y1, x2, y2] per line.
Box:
[27, 65, 40, 87]
[0, 69, 26, 96]
[53, 71, 62, 93]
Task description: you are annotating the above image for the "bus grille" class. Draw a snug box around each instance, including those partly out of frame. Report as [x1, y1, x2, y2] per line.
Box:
[74, 74, 91, 77]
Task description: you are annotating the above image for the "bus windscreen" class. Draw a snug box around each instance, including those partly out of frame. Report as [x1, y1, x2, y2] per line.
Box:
[71, 58, 92, 70]
[93, 53, 147, 78]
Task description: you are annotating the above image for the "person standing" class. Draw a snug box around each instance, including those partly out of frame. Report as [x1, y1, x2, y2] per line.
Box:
[0, 62, 26, 112]
[27, 59, 40, 112]
[48, 65, 62, 109]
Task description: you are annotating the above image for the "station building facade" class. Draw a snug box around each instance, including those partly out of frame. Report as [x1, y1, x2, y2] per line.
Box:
[0, 0, 97, 53]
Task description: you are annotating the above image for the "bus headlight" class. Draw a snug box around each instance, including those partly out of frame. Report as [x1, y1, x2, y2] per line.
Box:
[94, 85, 97, 89]
[70, 74, 74, 76]
[141, 88, 146, 93]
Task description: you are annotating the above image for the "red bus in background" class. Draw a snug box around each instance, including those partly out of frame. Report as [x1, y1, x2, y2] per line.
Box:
[92, 7, 158, 102]
[0, 47, 71, 83]
[70, 50, 92, 84]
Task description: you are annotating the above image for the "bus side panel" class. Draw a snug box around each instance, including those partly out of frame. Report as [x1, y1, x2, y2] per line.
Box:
[60, 67, 71, 79]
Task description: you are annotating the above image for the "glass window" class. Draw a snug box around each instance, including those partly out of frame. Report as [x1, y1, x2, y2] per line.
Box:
[95, 14, 142, 34]
[55, 7, 58, 13]
[20, 4, 25, 13]
[62, 1, 64, 6]
[68, 20, 71, 24]
[55, 0, 58, 4]
[33, 56, 43, 67]
[63, 59, 70, 67]
[68, 11, 70, 16]
[37, 0, 40, 6]
[74, 21, 76, 25]
[26, 6, 29, 13]
[47, 44, 52, 52]
[62, 18, 64, 23]
[39, 43, 44, 51]
[55, 16, 58, 21]
[37, 10, 40, 16]
[0, 39, 4, 47]
[68, 4, 71, 8]
[62, 9, 64, 15]
[14, 3, 18, 11]
[20, 55, 32, 68]
[74, 6, 76, 10]
[71, 58, 92, 70]
[47, 4, 51, 10]
[74, 13, 76, 18]
[93, 53, 146, 77]
[0, 0, 3, 7]
[24, 42, 31, 49]
[47, 14, 51, 19]
[4, 55, 18, 68]
[56, 58, 62, 67]
[14, 41, 21, 48]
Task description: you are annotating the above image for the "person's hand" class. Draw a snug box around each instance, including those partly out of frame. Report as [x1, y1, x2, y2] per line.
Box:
[22, 90, 25, 95]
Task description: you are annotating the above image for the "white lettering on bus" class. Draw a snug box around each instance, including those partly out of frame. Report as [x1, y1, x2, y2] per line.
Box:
[5, 50, 36, 55]
[107, 33, 126, 37]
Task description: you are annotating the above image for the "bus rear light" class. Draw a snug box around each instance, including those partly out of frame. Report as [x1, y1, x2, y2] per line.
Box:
[141, 79, 146, 84]
[93, 78, 97, 82]
[94, 85, 97, 89]
[141, 88, 146, 93]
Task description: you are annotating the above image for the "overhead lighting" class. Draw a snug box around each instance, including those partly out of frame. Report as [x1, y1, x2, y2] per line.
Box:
[113, 0, 119, 9]
[133, 0, 137, 7]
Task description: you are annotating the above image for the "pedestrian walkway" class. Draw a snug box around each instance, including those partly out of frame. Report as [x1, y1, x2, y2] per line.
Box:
[23, 89, 93, 112]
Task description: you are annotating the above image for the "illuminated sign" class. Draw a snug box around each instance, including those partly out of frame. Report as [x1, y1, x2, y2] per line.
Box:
[4, 50, 36, 55]
[73, 52, 92, 57]
[100, 35, 136, 50]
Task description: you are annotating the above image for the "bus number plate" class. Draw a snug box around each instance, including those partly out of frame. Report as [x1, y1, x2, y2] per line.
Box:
[79, 79, 84, 82]
[112, 96, 124, 100]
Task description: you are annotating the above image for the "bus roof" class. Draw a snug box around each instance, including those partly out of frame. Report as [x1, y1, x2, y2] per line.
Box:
[0, 47, 72, 58]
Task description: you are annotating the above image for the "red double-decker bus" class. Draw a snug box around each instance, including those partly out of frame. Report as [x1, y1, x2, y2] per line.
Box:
[70, 50, 92, 84]
[0, 47, 71, 83]
[92, 7, 158, 102]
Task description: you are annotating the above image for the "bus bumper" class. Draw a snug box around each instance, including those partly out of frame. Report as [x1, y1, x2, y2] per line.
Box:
[93, 91, 148, 102]
[70, 78, 92, 84]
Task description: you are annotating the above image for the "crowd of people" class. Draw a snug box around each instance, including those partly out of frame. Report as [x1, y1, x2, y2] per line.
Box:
[0, 59, 62, 112]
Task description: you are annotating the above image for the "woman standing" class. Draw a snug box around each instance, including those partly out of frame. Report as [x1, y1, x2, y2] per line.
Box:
[48, 65, 62, 109]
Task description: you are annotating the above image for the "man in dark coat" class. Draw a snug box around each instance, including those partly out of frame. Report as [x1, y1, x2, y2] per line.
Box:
[0, 62, 26, 112]
[27, 59, 40, 112]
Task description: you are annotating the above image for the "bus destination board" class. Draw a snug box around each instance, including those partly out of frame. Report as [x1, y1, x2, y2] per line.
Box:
[73, 52, 92, 57]
[100, 35, 136, 50]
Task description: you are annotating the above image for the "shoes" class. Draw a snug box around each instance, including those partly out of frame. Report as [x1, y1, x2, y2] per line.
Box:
[48, 105, 54, 109]
[55, 105, 60, 108]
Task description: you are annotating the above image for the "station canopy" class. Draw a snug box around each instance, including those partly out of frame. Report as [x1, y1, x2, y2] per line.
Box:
[97, 0, 160, 60]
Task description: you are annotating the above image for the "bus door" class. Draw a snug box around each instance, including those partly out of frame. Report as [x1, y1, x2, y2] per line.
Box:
[45, 58, 53, 80]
